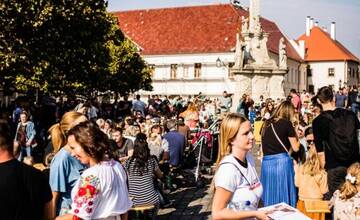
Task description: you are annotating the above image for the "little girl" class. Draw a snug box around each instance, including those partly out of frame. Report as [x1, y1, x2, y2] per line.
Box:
[294, 144, 328, 219]
[330, 162, 360, 220]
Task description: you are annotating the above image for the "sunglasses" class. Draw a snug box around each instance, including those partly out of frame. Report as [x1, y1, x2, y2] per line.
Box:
[306, 140, 314, 145]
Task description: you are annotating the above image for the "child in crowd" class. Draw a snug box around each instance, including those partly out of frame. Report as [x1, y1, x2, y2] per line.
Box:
[330, 162, 360, 219]
[294, 143, 328, 220]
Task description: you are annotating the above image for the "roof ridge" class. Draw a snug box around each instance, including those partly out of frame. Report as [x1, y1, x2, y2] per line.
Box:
[110, 3, 232, 13]
[297, 26, 359, 62]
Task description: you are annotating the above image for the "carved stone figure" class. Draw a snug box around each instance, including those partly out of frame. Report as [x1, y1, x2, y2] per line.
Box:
[241, 16, 248, 33]
[279, 37, 287, 69]
[234, 33, 246, 68]
[253, 16, 262, 34]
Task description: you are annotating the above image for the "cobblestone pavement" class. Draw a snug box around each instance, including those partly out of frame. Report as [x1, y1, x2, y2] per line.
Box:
[157, 146, 262, 220]
[157, 179, 213, 220]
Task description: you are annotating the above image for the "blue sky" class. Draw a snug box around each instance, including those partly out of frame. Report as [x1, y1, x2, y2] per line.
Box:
[107, 0, 360, 58]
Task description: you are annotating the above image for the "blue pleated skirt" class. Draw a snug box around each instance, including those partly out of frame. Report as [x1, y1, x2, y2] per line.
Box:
[260, 153, 297, 207]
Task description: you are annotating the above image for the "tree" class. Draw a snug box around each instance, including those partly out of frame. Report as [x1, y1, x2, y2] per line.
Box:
[0, 0, 152, 97]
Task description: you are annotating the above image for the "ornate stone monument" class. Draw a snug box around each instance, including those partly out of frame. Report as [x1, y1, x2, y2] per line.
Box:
[231, 0, 288, 104]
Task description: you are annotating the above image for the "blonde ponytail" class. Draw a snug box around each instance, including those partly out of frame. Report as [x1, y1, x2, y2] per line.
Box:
[48, 111, 86, 153]
[49, 123, 66, 153]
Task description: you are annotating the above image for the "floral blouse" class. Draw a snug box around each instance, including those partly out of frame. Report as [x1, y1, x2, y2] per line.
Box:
[331, 190, 360, 220]
[70, 160, 132, 220]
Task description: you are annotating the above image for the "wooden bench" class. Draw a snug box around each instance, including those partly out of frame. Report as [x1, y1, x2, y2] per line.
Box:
[304, 200, 330, 220]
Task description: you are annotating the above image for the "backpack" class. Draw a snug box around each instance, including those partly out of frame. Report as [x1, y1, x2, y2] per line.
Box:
[322, 109, 360, 164]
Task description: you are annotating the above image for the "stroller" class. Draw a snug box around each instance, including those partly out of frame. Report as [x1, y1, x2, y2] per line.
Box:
[190, 118, 221, 187]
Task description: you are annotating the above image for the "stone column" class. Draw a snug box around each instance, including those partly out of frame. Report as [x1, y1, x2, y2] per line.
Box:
[269, 74, 286, 99]
[249, 0, 260, 33]
[252, 75, 270, 100]
[232, 74, 252, 112]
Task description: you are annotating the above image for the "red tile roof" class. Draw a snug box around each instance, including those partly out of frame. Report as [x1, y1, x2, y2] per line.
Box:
[298, 27, 359, 62]
[112, 4, 302, 61]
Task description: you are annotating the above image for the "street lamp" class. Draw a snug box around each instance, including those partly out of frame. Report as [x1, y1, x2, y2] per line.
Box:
[216, 57, 227, 68]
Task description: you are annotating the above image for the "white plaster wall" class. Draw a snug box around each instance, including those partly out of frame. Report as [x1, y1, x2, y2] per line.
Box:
[142, 79, 237, 96]
[307, 61, 345, 91]
[144, 53, 234, 80]
[140, 52, 304, 98]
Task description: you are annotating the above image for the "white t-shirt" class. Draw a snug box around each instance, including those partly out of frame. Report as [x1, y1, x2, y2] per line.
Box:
[70, 160, 132, 220]
[215, 154, 263, 217]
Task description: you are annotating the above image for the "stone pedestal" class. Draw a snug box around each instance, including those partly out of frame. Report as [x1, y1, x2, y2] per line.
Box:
[230, 68, 287, 111]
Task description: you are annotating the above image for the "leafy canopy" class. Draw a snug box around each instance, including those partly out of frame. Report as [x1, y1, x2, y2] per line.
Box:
[0, 0, 152, 97]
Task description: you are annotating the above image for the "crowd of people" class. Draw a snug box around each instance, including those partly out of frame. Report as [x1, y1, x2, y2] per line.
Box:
[0, 85, 360, 219]
[212, 86, 360, 220]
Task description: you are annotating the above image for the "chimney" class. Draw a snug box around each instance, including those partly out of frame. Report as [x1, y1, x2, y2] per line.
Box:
[314, 21, 319, 27]
[331, 22, 336, 40]
[310, 18, 314, 29]
[306, 16, 310, 36]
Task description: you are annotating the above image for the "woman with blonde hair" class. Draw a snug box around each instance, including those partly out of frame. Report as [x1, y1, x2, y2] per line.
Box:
[294, 127, 328, 219]
[48, 111, 87, 217]
[260, 100, 300, 207]
[212, 113, 270, 220]
[330, 162, 360, 219]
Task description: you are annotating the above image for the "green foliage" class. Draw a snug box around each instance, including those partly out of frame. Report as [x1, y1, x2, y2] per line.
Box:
[0, 0, 152, 97]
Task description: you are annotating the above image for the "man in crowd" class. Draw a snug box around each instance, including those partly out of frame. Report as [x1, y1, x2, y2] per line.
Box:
[132, 94, 146, 117]
[163, 119, 186, 168]
[219, 91, 232, 116]
[313, 86, 360, 199]
[335, 87, 347, 108]
[0, 120, 52, 219]
[348, 85, 360, 115]
[110, 127, 134, 163]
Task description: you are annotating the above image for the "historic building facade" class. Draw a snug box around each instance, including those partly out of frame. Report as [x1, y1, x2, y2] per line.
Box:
[291, 17, 359, 92]
[113, 2, 305, 104]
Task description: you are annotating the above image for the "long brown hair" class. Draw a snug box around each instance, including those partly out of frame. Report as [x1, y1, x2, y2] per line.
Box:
[261, 100, 295, 136]
[339, 162, 360, 200]
[68, 121, 110, 162]
[49, 111, 86, 153]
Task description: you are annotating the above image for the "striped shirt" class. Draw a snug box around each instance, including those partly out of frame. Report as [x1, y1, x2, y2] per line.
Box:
[125, 157, 159, 206]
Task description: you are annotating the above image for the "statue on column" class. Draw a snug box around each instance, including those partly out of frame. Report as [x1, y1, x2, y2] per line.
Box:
[241, 16, 248, 33]
[234, 33, 246, 69]
[279, 37, 287, 69]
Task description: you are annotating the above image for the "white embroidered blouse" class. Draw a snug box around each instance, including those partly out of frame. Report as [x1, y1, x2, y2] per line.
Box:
[70, 159, 132, 220]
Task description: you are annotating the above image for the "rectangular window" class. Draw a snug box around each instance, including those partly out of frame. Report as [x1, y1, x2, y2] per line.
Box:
[170, 64, 177, 79]
[148, 64, 155, 78]
[328, 68, 335, 77]
[306, 66, 312, 77]
[309, 85, 314, 93]
[228, 62, 235, 78]
[194, 63, 201, 78]
[183, 66, 189, 78]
